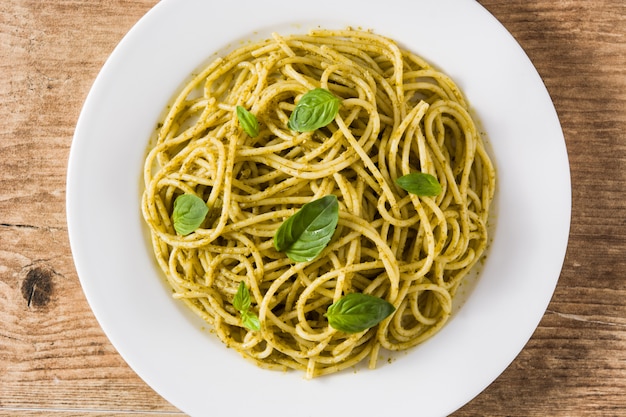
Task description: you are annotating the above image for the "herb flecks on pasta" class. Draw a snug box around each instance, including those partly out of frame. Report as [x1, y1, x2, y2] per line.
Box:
[141, 29, 496, 379]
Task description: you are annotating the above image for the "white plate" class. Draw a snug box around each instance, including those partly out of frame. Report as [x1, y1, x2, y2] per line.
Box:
[67, 0, 571, 416]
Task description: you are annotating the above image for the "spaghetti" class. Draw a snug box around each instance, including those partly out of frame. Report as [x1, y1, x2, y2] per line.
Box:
[141, 29, 496, 378]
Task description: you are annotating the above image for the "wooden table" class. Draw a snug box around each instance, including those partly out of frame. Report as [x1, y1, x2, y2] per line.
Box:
[1, 1, 624, 415]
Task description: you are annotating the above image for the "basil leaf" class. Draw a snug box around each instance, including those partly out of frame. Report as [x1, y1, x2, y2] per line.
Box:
[172, 194, 209, 235]
[241, 310, 261, 331]
[233, 281, 260, 331]
[233, 281, 251, 312]
[325, 293, 395, 333]
[396, 172, 442, 196]
[236, 106, 259, 137]
[273, 195, 339, 262]
[288, 88, 340, 132]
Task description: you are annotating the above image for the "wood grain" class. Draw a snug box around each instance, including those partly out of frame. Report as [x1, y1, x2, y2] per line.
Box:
[1, 1, 624, 416]
[0, 1, 178, 414]
[455, 1, 626, 416]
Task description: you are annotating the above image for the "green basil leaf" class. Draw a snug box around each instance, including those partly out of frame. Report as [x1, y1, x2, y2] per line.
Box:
[236, 106, 259, 137]
[233, 282, 260, 331]
[273, 195, 339, 262]
[396, 172, 442, 196]
[233, 281, 251, 312]
[241, 310, 261, 331]
[288, 88, 340, 132]
[325, 293, 395, 333]
[172, 194, 209, 235]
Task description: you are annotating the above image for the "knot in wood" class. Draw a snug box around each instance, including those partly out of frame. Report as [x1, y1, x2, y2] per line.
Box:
[21, 266, 55, 308]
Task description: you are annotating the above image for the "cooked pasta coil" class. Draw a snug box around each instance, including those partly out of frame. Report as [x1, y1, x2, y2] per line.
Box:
[141, 29, 495, 378]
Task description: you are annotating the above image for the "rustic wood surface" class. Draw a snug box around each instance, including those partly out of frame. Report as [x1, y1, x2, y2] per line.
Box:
[1, 1, 624, 416]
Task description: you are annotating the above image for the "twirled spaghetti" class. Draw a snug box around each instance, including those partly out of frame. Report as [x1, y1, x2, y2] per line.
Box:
[141, 29, 496, 378]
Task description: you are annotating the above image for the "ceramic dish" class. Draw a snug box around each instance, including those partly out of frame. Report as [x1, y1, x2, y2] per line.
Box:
[67, 1, 571, 415]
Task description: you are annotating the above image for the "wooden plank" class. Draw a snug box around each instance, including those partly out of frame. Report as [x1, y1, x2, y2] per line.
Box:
[454, 1, 626, 415]
[0, 0, 177, 414]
